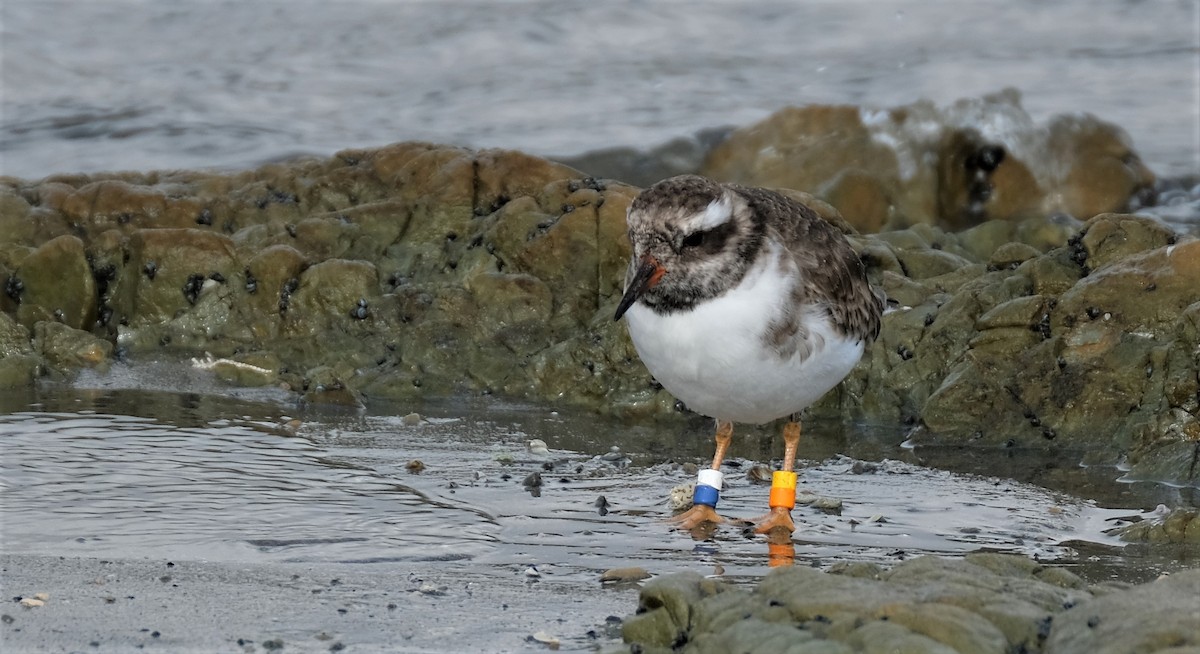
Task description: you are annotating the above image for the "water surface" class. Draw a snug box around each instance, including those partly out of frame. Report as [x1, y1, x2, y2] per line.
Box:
[2, 383, 1193, 588]
[2, 0, 1196, 179]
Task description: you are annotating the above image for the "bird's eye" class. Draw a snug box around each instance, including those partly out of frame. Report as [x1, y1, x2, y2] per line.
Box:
[681, 230, 706, 249]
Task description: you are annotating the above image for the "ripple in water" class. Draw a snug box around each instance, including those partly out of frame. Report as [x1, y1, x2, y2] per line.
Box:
[2, 390, 1174, 582]
[0, 411, 497, 563]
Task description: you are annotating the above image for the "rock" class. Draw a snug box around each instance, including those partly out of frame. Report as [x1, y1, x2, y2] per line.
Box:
[241, 244, 308, 337]
[1116, 508, 1200, 544]
[34, 321, 112, 372]
[1, 135, 1195, 483]
[896, 248, 975, 280]
[0, 353, 41, 389]
[621, 572, 724, 648]
[988, 242, 1042, 270]
[1044, 569, 1200, 654]
[621, 555, 1106, 654]
[795, 491, 843, 515]
[281, 258, 379, 338]
[1046, 113, 1156, 222]
[109, 228, 238, 328]
[552, 127, 733, 189]
[1016, 250, 1082, 296]
[13, 235, 96, 330]
[699, 91, 1154, 231]
[528, 630, 560, 650]
[299, 365, 364, 408]
[819, 168, 894, 233]
[701, 104, 907, 232]
[54, 180, 170, 234]
[464, 272, 554, 354]
[1055, 239, 1200, 340]
[0, 310, 32, 358]
[1078, 213, 1178, 272]
[618, 556, 1200, 654]
[935, 126, 1042, 231]
[600, 567, 652, 583]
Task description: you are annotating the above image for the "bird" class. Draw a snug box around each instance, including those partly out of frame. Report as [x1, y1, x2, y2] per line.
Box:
[613, 174, 883, 534]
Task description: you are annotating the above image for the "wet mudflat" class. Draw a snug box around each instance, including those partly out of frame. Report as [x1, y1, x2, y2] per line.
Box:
[1, 373, 1194, 652]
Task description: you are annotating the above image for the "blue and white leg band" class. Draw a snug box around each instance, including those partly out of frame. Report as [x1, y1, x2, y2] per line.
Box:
[693, 469, 724, 508]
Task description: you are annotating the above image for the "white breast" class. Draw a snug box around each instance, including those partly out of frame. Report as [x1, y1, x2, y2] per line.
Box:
[624, 245, 864, 424]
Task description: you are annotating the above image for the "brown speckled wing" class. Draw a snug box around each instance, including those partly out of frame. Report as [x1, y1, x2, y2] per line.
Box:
[733, 185, 883, 349]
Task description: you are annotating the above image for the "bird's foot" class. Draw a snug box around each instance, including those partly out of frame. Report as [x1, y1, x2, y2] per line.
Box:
[750, 506, 795, 534]
[667, 504, 724, 531]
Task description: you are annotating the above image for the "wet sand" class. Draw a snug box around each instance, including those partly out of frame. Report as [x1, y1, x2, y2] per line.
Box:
[1, 553, 631, 653]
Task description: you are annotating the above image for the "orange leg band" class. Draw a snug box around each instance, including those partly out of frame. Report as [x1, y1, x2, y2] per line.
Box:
[769, 471, 797, 509]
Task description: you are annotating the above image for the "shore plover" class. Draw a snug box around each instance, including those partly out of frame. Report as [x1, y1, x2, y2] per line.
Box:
[614, 175, 883, 534]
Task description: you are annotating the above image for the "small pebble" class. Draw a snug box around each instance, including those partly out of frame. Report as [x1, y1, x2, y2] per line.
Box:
[527, 439, 550, 456]
[405, 460, 425, 474]
[18, 598, 44, 608]
[600, 446, 625, 462]
[524, 566, 541, 578]
[667, 483, 694, 512]
[599, 567, 650, 583]
[811, 497, 843, 515]
[401, 412, 422, 426]
[529, 630, 560, 650]
[747, 464, 773, 484]
[594, 496, 610, 516]
[33, 593, 49, 601]
[850, 461, 879, 474]
[795, 492, 842, 514]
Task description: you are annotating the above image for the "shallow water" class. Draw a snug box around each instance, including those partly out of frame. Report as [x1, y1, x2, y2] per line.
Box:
[2, 380, 1194, 592]
[2, 0, 1197, 181]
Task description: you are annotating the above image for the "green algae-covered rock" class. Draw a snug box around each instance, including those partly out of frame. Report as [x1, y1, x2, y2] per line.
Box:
[1044, 569, 1200, 654]
[109, 228, 238, 327]
[1117, 508, 1200, 545]
[620, 557, 1195, 654]
[14, 234, 96, 330]
[698, 92, 1154, 232]
[1, 138, 1196, 484]
[621, 571, 724, 649]
[0, 311, 39, 388]
[33, 320, 112, 373]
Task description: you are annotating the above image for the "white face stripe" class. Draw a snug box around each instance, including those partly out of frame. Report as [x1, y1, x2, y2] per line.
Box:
[690, 193, 732, 231]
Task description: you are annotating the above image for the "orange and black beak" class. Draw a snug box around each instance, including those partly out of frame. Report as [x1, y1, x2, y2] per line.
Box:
[614, 255, 665, 320]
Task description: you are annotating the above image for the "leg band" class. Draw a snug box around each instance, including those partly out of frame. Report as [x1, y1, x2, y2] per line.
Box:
[769, 471, 797, 509]
[693, 469, 724, 508]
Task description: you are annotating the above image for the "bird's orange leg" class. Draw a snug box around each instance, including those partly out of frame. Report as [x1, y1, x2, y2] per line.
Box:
[752, 420, 799, 534]
[668, 420, 733, 530]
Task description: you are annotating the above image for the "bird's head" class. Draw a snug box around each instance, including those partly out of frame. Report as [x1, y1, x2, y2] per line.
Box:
[614, 175, 765, 320]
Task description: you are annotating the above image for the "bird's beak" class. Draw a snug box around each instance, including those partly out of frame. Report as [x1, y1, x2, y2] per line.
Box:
[614, 255, 665, 320]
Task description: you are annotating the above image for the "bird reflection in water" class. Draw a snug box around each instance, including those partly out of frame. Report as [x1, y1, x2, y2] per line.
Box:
[680, 522, 796, 568]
